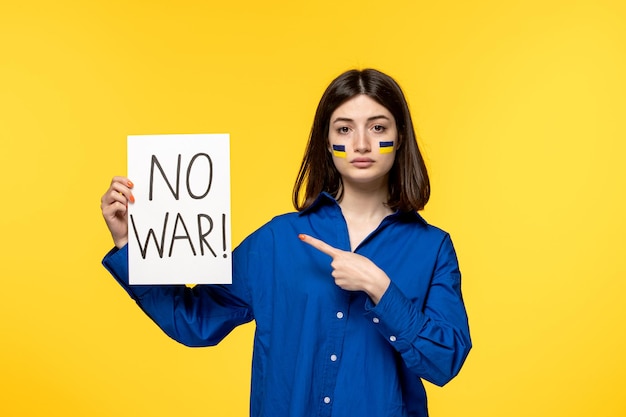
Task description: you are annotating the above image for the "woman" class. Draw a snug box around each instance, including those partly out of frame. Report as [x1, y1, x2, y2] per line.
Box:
[101, 69, 471, 417]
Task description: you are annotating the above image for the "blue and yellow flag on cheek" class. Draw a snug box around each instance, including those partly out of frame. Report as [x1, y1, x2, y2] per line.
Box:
[332, 144, 346, 158]
[379, 141, 394, 154]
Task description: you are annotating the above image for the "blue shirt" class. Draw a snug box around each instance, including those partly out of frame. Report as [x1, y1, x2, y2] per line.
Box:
[102, 192, 471, 417]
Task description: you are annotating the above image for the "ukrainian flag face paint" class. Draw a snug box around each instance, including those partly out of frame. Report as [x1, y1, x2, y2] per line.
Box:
[332, 144, 346, 158]
[379, 141, 394, 154]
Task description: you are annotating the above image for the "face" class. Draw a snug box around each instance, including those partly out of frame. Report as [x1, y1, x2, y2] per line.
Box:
[328, 94, 398, 190]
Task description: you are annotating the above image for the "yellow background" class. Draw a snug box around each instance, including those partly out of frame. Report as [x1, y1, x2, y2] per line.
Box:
[1, 0, 625, 416]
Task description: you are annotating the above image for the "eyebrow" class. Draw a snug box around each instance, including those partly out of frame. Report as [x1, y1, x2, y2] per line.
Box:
[332, 115, 391, 124]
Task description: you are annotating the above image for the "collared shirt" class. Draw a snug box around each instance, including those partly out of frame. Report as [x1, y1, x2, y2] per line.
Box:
[103, 192, 471, 417]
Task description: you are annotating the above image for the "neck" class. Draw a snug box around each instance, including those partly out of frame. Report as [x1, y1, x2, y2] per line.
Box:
[336, 181, 393, 251]
[338, 181, 392, 220]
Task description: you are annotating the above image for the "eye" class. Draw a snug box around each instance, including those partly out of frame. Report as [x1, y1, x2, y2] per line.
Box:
[372, 124, 386, 133]
[337, 126, 350, 134]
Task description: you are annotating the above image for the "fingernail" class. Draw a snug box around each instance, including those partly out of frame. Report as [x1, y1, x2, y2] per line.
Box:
[127, 180, 134, 188]
[129, 194, 135, 204]
[298, 234, 306, 241]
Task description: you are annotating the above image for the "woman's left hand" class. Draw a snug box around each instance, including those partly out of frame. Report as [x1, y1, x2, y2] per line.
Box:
[299, 234, 391, 304]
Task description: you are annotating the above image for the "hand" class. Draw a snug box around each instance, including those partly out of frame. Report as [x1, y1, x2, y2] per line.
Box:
[100, 176, 135, 248]
[299, 234, 391, 304]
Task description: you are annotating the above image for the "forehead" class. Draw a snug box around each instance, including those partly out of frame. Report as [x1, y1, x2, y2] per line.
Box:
[330, 94, 394, 121]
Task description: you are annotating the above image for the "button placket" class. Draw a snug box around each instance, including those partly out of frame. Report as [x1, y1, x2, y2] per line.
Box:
[318, 299, 350, 416]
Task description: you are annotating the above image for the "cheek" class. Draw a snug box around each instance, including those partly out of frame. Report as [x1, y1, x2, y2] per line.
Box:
[384, 152, 396, 166]
[380, 149, 397, 172]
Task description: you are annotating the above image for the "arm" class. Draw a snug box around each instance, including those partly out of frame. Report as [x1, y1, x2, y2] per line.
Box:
[102, 245, 253, 347]
[100, 176, 253, 347]
[299, 232, 471, 385]
[364, 234, 471, 386]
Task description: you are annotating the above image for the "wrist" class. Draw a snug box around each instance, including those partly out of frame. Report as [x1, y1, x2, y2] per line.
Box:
[114, 237, 128, 249]
[365, 273, 391, 305]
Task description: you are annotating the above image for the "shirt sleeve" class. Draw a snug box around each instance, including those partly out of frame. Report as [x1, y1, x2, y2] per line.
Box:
[363, 234, 472, 386]
[102, 245, 254, 347]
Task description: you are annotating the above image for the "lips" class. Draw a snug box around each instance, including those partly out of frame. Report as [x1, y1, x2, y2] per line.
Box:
[350, 157, 375, 168]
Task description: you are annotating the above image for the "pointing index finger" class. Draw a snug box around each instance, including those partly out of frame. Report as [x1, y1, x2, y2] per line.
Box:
[299, 234, 341, 258]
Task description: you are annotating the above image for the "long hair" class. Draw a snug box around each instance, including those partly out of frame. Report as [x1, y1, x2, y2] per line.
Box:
[292, 69, 430, 212]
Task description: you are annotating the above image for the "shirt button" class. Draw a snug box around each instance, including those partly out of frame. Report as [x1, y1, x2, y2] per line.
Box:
[389, 335, 397, 342]
[323, 396, 331, 404]
[372, 317, 380, 323]
[336, 311, 344, 319]
[330, 354, 338, 362]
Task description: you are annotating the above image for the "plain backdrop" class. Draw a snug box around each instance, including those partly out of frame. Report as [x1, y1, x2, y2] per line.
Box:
[1, 1, 625, 416]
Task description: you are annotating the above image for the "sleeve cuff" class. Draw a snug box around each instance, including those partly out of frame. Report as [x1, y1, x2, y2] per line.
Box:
[102, 245, 150, 299]
[363, 281, 426, 353]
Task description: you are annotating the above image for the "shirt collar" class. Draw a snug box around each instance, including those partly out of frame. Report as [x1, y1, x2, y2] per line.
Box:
[299, 191, 338, 215]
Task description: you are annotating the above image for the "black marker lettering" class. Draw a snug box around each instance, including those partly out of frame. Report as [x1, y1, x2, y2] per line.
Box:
[150, 154, 181, 201]
[169, 212, 197, 257]
[186, 153, 213, 199]
[130, 212, 168, 259]
[197, 214, 216, 257]
[222, 213, 227, 258]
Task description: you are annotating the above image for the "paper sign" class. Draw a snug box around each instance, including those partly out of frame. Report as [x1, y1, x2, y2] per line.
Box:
[127, 134, 231, 285]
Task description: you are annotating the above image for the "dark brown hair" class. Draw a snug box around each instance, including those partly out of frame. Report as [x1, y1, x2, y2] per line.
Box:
[292, 68, 430, 212]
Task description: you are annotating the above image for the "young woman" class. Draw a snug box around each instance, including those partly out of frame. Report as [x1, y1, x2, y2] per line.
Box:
[101, 69, 471, 417]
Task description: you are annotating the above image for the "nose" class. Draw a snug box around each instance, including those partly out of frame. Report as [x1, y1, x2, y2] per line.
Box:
[353, 129, 371, 153]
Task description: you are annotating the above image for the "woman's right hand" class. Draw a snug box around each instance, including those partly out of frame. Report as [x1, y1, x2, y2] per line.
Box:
[101, 176, 135, 248]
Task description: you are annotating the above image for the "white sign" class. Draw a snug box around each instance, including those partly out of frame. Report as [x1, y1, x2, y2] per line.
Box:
[127, 134, 232, 285]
